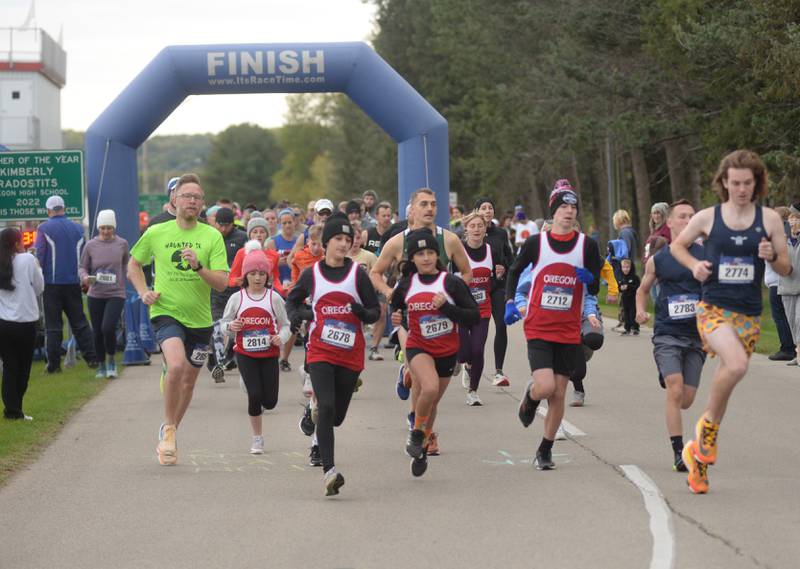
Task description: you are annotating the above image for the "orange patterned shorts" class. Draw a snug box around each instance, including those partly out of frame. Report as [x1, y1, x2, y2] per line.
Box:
[696, 301, 761, 357]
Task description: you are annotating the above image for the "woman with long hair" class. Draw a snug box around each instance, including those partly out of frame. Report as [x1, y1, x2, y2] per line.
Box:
[0, 227, 44, 420]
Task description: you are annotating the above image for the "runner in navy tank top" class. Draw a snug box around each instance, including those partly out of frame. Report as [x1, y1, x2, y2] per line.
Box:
[636, 200, 707, 473]
[505, 180, 603, 471]
[671, 150, 791, 494]
[286, 213, 380, 496]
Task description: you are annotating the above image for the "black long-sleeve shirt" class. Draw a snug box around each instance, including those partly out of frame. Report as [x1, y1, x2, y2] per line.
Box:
[391, 271, 480, 327]
[505, 232, 603, 301]
[486, 223, 513, 271]
[286, 258, 381, 325]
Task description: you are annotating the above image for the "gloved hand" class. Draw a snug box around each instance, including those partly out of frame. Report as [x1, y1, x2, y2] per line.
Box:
[290, 315, 304, 335]
[504, 301, 523, 325]
[350, 302, 367, 321]
[575, 267, 594, 285]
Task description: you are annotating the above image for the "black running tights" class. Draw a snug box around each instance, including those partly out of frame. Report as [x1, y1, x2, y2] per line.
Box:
[457, 317, 490, 391]
[236, 354, 280, 416]
[308, 361, 359, 472]
[490, 287, 508, 371]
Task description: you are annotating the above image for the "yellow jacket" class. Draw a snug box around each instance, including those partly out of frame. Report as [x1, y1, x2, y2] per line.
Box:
[601, 260, 619, 297]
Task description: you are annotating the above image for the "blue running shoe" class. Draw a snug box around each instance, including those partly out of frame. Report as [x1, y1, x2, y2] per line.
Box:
[396, 365, 410, 400]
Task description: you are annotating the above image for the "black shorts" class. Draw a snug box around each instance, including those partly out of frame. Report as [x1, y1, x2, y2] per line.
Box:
[406, 348, 457, 378]
[526, 339, 581, 377]
[152, 315, 213, 368]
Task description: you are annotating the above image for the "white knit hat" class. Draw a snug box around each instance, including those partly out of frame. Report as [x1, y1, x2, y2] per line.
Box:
[97, 209, 116, 228]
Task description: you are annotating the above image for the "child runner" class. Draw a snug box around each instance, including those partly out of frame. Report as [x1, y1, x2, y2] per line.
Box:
[618, 258, 640, 335]
[286, 212, 380, 496]
[266, 209, 299, 371]
[505, 180, 603, 470]
[456, 211, 502, 405]
[221, 250, 291, 454]
[636, 199, 706, 472]
[391, 229, 479, 476]
[671, 150, 790, 494]
[289, 223, 324, 398]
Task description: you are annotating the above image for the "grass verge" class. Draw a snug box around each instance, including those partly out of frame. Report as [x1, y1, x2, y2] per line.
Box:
[0, 362, 107, 487]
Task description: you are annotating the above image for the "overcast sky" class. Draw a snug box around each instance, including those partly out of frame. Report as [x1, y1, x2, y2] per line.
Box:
[3, 0, 376, 135]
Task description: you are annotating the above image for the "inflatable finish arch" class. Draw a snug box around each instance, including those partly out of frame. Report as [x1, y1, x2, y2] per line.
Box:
[85, 42, 450, 245]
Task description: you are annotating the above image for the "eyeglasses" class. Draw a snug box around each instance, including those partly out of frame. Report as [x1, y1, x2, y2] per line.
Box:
[177, 194, 203, 202]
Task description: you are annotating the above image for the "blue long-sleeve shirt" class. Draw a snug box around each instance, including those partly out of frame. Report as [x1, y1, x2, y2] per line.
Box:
[34, 214, 86, 284]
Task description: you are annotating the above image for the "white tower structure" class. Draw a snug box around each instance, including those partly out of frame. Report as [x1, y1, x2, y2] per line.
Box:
[0, 26, 66, 150]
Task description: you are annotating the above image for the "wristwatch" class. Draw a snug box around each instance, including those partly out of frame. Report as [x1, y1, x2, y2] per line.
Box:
[191, 261, 203, 272]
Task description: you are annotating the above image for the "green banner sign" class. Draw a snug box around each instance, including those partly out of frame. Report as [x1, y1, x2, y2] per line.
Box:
[0, 150, 84, 221]
[138, 193, 167, 217]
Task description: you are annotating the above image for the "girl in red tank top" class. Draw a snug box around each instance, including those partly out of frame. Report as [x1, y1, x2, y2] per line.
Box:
[455, 212, 496, 406]
[391, 229, 479, 477]
[221, 250, 291, 455]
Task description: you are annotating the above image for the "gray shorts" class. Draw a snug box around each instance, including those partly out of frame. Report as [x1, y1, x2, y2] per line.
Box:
[781, 294, 800, 343]
[652, 334, 706, 388]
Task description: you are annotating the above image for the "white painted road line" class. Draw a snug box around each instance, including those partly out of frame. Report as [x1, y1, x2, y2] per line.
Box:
[620, 465, 675, 569]
[536, 405, 586, 437]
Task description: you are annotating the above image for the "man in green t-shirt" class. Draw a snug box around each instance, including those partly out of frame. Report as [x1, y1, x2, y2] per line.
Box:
[128, 173, 229, 466]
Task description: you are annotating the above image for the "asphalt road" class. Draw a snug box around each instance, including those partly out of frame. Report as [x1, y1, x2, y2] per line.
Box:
[2, 321, 798, 569]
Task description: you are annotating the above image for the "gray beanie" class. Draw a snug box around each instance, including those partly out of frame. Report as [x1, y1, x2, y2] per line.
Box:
[247, 217, 269, 237]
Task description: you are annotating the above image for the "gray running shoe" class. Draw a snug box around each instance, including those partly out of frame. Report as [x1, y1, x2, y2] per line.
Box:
[570, 391, 585, 407]
[250, 436, 264, 454]
[324, 468, 345, 496]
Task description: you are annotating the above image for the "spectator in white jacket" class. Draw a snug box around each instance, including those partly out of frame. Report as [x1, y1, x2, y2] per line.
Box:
[0, 227, 45, 420]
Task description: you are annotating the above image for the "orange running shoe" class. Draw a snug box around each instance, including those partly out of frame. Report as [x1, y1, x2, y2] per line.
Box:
[157, 423, 177, 466]
[683, 440, 708, 494]
[692, 415, 719, 465]
[425, 432, 440, 456]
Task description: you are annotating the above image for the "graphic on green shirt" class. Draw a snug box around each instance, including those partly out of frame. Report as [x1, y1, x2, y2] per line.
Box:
[131, 220, 229, 329]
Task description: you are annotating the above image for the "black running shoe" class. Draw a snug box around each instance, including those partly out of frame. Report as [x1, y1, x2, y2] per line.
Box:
[673, 450, 688, 472]
[406, 429, 425, 459]
[658, 373, 666, 389]
[518, 380, 539, 428]
[309, 445, 322, 467]
[279, 359, 292, 372]
[535, 449, 555, 470]
[411, 449, 428, 477]
[299, 403, 315, 436]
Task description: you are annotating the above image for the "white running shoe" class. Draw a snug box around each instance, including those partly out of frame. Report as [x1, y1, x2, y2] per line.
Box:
[461, 366, 470, 389]
[570, 391, 585, 407]
[452, 362, 462, 377]
[250, 435, 264, 454]
[466, 390, 482, 406]
[555, 424, 567, 440]
[492, 372, 510, 387]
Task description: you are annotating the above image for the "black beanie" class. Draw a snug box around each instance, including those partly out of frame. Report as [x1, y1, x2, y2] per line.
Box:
[406, 228, 439, 260]
[474, 197, 495, 211]
[322, 212, 354, 247]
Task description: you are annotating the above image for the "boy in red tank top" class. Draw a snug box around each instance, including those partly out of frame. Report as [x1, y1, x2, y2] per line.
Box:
[504, 180, 603, 471]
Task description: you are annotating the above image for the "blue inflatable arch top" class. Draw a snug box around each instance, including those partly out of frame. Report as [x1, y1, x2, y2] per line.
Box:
[85, 42, 450, 245]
